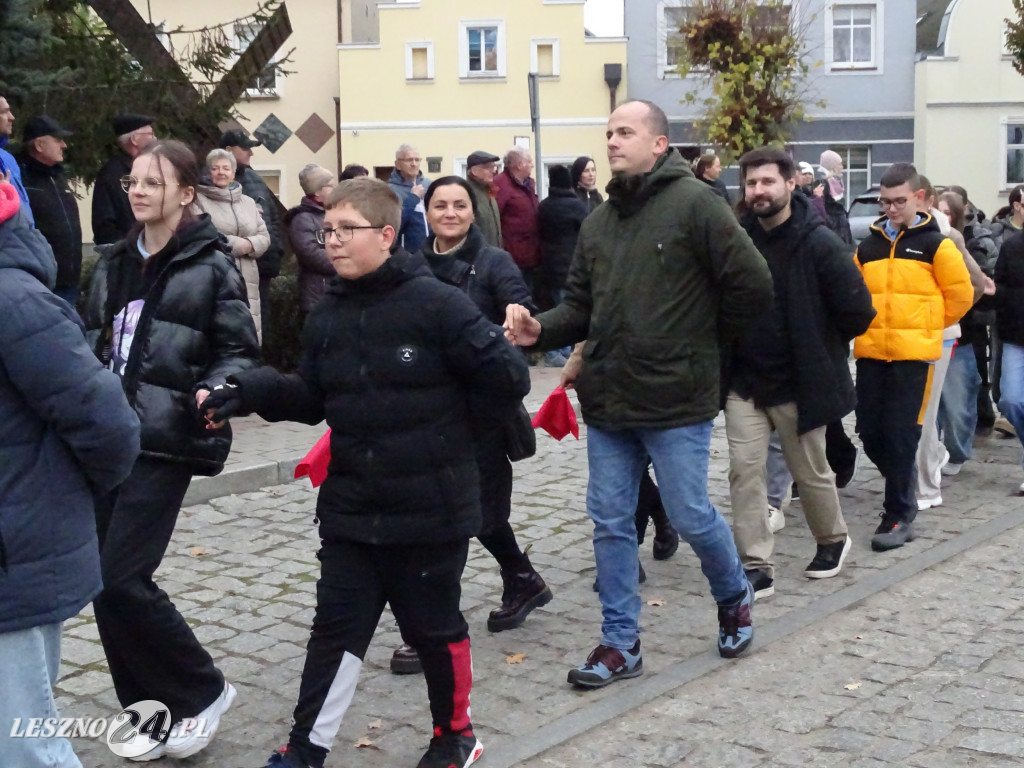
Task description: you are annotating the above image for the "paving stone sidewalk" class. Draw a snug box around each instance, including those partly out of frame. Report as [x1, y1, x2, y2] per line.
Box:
[53, 366, 1024, 767]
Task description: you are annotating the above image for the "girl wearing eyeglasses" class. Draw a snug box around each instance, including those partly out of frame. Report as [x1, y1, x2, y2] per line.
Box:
[82, 140, 260, 761]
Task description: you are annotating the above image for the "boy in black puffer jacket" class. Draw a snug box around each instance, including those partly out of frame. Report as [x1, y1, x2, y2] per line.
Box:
[202, 178, 530, 768]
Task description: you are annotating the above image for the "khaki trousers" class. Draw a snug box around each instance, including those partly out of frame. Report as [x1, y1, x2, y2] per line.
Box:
[725, 394, 848, 578]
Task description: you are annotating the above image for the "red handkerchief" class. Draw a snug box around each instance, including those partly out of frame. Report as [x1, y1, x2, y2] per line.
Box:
[531, 386, 579, 440]
[294, 429, 332, 488]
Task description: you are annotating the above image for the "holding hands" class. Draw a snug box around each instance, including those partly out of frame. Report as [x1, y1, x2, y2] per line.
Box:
[503, 303, 541, 347]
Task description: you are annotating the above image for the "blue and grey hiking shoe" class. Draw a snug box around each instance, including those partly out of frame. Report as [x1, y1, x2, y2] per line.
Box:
[567, 640, 643, 688]
[717, 581, 754, 658]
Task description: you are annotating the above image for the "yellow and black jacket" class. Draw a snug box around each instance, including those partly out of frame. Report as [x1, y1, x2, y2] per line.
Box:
[853, 213, 973, 362]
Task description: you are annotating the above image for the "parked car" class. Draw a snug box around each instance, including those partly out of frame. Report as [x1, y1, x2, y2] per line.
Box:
[848, 187, 881, 245]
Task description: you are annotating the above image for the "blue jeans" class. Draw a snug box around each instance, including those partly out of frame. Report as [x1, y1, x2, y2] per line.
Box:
[587, 422, 747, 649]
[998, 342, 1024, 463]
[0, 621, 83, 768]
[939, 341, 981, 464]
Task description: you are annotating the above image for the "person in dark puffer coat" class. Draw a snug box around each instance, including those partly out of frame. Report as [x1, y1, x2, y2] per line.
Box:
[0, 181, 140, 768]
[201, 178, 530, 768]
[285, 163, 337, 324]
[83, 141, 260, 761]
[538, 164, 589, 307]
[408, 177, 550, 675]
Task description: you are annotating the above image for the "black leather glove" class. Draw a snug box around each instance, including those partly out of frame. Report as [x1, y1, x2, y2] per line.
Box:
[200, 383, 243, 423]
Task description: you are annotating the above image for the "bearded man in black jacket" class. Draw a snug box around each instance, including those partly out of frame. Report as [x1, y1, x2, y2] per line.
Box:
[725, 147, 876, 599]
[201, 178, 529, 768]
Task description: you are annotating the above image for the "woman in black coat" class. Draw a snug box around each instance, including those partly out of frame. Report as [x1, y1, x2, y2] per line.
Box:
[571, 155, 603, 212]
[83, 140, 260, 761]
[421, 177, 551, 633]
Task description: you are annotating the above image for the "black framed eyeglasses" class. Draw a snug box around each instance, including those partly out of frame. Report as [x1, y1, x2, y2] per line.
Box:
[316, 225, 384, 245]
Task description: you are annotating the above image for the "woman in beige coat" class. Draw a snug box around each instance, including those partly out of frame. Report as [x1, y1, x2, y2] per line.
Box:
[192, 149, 269, 342]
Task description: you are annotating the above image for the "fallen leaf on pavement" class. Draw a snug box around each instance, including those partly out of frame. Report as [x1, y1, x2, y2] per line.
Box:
[647, 599, 665, 606]
[844, 682, 862, 691]
[189, 547, 208, 557]
[368, 719, 382, 730]
[355, 736, 375, 748]
[505, 653, 526, 664]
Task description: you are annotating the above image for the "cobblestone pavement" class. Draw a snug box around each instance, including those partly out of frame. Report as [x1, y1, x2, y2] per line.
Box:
[54, 368, 1024, 767]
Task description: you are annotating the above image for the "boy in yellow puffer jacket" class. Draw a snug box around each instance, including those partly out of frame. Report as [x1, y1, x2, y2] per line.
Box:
[853, 163, 973, 552]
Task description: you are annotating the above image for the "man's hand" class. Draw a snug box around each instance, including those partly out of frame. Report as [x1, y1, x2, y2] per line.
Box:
[198, 383, 242, 429]
[983, 275, 996, 296]
[560, 343, 585, 390]
[0, 170, 10, 184]
[503, 304, 541, 347]
[411, 183, 425, 199]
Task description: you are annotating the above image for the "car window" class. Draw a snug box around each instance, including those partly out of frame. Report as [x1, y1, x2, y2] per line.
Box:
[848, 198, 881, 218]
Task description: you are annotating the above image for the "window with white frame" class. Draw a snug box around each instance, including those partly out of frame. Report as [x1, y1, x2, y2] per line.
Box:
[234, 23, 280, 96]
[459, 20, 506, 78]
[827, 2, 880, 70]
[531, 38, 560, 78]
[1007, 123, 1024, 187]
[405, 42, 434, 81]
[657, 2, 695, 76]
[827, 146, 871, 202]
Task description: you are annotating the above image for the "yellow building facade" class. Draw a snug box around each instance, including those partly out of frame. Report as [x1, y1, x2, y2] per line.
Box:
[78, 0, 352, 241]
[336, 0, 627, 195]
[915, 0, 1024, 217]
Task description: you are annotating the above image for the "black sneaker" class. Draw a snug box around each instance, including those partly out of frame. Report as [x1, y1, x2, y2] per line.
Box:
[262, 746, 311, 768]
[804, 536, 852, 578]
[744, 568, 774, 600]
[871, 516, 915, 552]
[417, 732, 483, 768]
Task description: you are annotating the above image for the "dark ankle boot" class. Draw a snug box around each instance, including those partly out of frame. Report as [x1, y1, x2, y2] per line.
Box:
[650, 510, 679, 561]
[487, 562, 553, 632]
[390, 643, 422, 675]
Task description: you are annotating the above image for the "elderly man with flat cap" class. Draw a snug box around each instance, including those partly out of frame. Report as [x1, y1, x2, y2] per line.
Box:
[91, 113, 157, 245]
[465, 151, 502, 248]
[220, 129, 285, 344]
[18, 115, 82, 305]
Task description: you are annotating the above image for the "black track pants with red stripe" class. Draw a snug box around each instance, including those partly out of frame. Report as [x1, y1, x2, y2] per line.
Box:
[286, 537, 472, 768]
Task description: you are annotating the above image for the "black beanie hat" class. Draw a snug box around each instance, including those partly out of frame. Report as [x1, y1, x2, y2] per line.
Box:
[548, 164, 573, 190]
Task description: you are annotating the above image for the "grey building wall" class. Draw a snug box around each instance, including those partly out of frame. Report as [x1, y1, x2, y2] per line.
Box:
[625, 0, 916, 197]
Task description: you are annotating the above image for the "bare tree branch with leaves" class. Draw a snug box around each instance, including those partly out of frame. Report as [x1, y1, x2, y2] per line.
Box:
[672, 0, 825, 161]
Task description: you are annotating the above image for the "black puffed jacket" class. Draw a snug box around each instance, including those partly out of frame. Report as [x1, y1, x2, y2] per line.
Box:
[230, 248, 531, 545]
[995, 230, 1024, 347]
[84, 216, 261, 475]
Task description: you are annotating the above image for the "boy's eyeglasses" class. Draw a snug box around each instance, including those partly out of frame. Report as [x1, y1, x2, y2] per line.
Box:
[316, 225, 384, 245]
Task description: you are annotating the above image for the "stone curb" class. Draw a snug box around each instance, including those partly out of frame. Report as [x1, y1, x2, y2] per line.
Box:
[183, 456, 305, 506]
[484, 506, 1024, 768]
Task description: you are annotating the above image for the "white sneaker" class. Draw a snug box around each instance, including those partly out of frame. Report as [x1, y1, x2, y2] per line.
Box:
[1018, 480, 1024, 495]
[125, 732, 165, 762]
[767, 504, 785, 533]
[941, 462, 962, 476]
[164, 681, 236, 759]
[917, 495, 942, 511]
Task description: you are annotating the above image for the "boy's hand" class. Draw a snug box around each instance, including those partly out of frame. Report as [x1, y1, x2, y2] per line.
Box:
[560, 344, 584, 390]
[199, 383, 241, 429]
